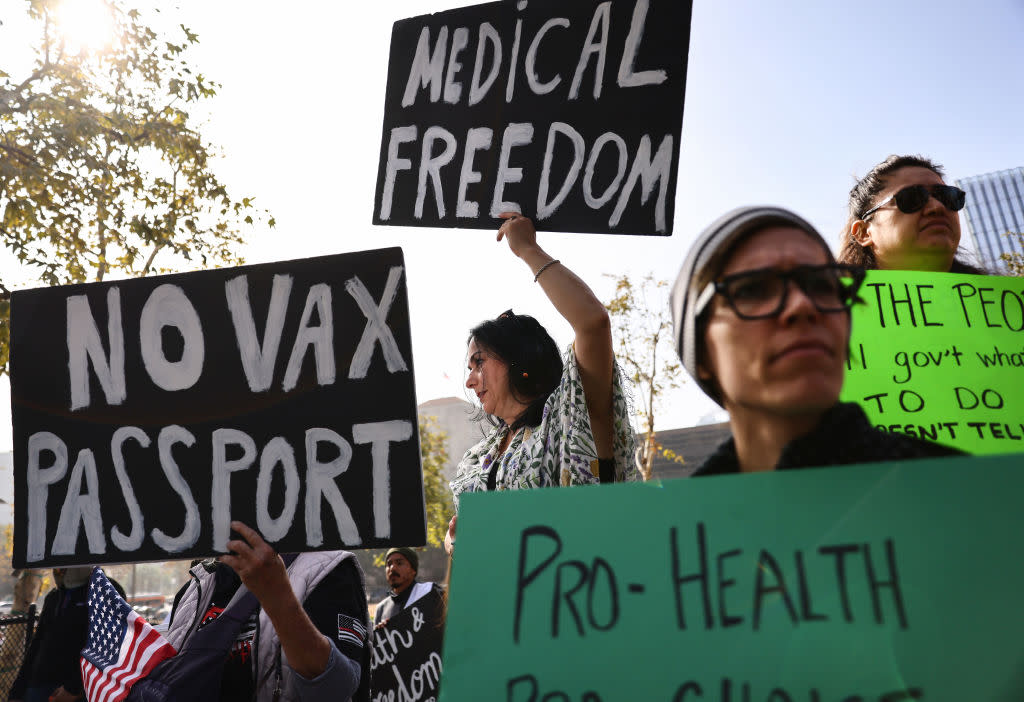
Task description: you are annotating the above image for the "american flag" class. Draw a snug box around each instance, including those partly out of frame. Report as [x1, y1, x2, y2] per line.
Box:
[337, 613, 367, 648]
[80, 568, 177, 702]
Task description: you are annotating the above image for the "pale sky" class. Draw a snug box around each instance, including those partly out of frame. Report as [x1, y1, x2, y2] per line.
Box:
[1, 0, 1023, 451]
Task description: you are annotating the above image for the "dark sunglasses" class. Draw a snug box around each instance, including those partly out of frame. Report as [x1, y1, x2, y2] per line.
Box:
[696, 264, 865, 321]
[861, 184, 966, 220]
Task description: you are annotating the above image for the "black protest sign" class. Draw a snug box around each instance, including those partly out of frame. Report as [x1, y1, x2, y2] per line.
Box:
[11, 248, 425, 568]
[373, 0, 692, 236]
[370, 588, 445, 702]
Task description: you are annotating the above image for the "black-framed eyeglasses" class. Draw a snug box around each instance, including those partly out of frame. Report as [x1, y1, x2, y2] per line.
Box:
[860, 184, 966, 220]
[696, 264, 865, 320]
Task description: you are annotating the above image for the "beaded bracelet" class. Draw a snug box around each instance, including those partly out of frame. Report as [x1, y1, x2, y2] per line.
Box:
[533, 259, 560, 283]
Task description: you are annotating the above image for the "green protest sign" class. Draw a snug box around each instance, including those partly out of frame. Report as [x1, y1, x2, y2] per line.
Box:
[842, 270, 1024, 455]
[440, 455, 1023, 701]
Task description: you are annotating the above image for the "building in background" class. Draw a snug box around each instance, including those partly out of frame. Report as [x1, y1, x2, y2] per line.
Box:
[649, 423, 731, 480]
[417, 397, 488, 485]
[956, 167, 1024, 272]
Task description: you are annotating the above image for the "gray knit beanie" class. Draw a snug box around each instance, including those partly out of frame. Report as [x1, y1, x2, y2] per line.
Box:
[670, 206, 832, 405]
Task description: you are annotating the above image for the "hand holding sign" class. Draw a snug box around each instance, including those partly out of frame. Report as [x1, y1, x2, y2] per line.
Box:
[220, 520, 332, 679]
[497, 211, 538, 258]
[219, 520, 291, 604]
[444, 515, 456, 556]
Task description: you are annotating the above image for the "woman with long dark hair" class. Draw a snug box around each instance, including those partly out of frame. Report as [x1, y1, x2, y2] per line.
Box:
[445, 213, 637, 553]
[838, 154, 985, 273]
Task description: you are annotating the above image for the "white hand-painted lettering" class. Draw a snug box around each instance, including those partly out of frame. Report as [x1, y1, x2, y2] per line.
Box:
[211, 428, 257, 551]
[616, 0, 667, 88]
[455, 127, 493, 218]
[402, 26, 448, 107]
[346, 267, 409, 379]
[305, 428, 360, 547]
[583, 132, 628, 209]
[610, 133, 672, 232]
[109, 427, 148, 551]
[353, 420, 412, 539]
[226, 274, 293, 393]
[525, 17, 569, 96]
[468, 23, 501, 106]
[410, 606, 424, 633]
[67, 288, 126, 411]
[256, 436, 300, 541]
[27, 432, 68, 562]
[569, 2, 611, 100]
[139, 284, 205, 391]
[381, 126, 418, 220]
[52, 448, 105, 556]
[490, 122, 534, 216]
[283, 283, 335, 392]
[536, 122, 584, 220]
[442, 27, 469, 104]
[415, 127, 457, 219]
[152, 425, 200, 553]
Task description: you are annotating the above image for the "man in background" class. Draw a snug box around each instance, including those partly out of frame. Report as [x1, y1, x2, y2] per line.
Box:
[10, 567, 124, 702]
[372, 548, 439, 629]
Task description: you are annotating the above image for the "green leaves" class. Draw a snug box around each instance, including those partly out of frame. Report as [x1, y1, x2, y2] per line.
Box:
[999, 231, 1024, 276]
[0, 0, 271, 374]
[419, 415, 454, 549]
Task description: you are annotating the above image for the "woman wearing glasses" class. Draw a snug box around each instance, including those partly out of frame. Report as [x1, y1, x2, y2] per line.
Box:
[838, 154, 984, 273]
[445, 212, 638, 553]
[671, 206, 959, 474]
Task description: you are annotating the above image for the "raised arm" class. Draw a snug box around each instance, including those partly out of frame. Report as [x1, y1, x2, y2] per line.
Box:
[497, 212, 615, 459]
[221, 522, 331, 676]
[220, 521, 361, 702]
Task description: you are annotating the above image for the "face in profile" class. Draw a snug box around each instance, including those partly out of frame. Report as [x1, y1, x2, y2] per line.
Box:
[857, 166, 962, 270]
[465, 339, 516, 421]
[700, 226, 850, 419]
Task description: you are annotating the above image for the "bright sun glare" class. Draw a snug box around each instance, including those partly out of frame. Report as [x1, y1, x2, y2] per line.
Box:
[55, 0, 117, 55]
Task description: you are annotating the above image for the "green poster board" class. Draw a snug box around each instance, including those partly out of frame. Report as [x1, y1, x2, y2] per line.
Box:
[440, 456, 1024, 701]
[842, 270, 1024, 455]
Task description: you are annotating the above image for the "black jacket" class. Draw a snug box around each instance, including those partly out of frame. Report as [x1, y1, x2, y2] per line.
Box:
[10, 584, 90, 698]
[694, 403, 963, 476]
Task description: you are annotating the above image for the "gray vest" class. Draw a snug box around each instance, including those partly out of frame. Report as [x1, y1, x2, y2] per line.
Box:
[165, 551, 362, 702]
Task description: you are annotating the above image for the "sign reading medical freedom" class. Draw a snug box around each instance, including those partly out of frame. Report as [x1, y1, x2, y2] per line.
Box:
[374, 0, 692, 236]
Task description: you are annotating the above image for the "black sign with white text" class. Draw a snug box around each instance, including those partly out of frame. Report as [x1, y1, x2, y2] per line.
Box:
[374, 0, 692, 236]
[11, 247, 425, 567]
[370, 588, 445, 702]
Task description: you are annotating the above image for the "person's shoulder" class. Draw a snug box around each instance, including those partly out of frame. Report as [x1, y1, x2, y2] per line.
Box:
[312, 553, 363, 585]
[865, 426, 964, 459]
[829, 403, 963, 461]
[691, 436, 739, 477]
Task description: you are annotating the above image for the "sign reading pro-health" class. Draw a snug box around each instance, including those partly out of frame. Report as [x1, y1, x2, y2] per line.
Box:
[440, 456, 1024, 701]
[374, 0, 692, 236]
[843, 269, 1024, 455]
[11, 248, 425, 568]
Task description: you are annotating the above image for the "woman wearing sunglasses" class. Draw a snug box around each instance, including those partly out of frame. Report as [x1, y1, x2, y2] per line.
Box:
[672, 206, 959, 474]
[445, 212, 638, 554]
[839, 154, 985, 273]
